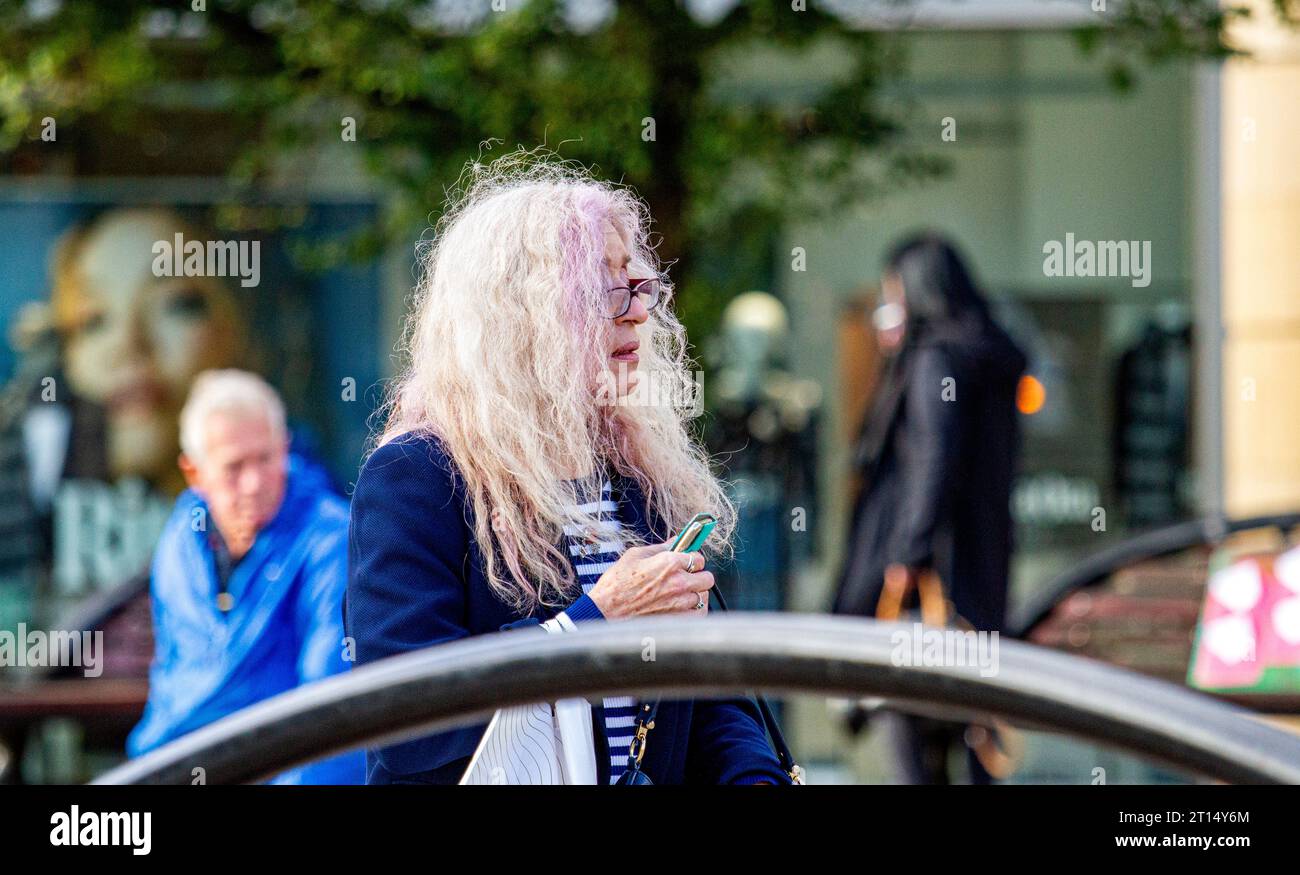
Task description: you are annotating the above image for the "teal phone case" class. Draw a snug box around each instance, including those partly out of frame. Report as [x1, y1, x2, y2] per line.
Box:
[671, 513, 717, 553]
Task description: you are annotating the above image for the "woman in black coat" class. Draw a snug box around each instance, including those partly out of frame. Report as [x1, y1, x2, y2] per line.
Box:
[832, 232, 1026, 783]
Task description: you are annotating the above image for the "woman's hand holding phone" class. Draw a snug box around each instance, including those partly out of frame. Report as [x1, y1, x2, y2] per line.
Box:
[587, 514, 716, 620]
[587, 541, 712, 619]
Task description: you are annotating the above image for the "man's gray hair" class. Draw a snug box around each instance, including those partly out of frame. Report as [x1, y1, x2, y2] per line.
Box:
[180, 369, 287, 462]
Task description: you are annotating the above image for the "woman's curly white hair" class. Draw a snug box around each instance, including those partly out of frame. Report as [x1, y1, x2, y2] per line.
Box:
[374, 146, 736, 613]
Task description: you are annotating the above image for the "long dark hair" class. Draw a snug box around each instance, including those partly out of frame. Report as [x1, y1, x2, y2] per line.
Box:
[853, 232, 1008, 474]
[883, 232, 992, 338]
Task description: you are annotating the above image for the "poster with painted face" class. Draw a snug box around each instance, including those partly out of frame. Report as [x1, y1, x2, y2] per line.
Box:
[54, 208, 251, 493]
[0, 198, 383, 629]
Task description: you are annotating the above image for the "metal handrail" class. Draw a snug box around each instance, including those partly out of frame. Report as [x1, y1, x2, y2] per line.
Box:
[1010, 512, 1300, 638]
[93, 614, 1300, 785]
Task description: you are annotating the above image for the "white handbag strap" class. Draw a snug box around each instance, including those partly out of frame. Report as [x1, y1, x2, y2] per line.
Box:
[458, 613, 597, 784]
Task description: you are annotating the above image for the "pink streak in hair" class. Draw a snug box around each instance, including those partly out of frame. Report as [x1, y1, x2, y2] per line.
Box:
[560, 186, 610, 330]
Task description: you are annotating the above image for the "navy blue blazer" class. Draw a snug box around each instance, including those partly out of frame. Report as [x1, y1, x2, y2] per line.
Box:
[345, 430, 790, 785]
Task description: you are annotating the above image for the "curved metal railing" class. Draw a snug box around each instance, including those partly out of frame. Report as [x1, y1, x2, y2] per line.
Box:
[93, 614, 1300, 785]
[1010, 511, 1300, 638]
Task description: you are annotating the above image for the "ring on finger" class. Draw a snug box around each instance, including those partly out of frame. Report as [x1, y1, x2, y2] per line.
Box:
[695, 592, 706, 610]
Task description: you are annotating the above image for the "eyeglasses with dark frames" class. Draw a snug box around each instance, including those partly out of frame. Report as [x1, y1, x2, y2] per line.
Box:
[605, 276, 664, 319]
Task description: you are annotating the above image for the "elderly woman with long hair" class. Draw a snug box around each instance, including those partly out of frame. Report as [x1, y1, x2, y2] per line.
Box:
[345, 151, 790, 785]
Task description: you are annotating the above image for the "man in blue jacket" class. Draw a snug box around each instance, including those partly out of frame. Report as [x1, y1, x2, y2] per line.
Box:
[128, 369, 363, 784]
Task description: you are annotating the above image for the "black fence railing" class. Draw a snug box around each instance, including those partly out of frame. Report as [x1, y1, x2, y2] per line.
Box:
[93, 614, 1300, 785]
[1010, 512, 1300, 638]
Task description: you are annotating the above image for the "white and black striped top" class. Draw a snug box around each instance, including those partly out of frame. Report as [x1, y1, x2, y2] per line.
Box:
[562, 478, 639, 783]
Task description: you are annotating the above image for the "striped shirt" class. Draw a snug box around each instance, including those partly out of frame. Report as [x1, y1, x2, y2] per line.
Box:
[561, 478, 639, 783]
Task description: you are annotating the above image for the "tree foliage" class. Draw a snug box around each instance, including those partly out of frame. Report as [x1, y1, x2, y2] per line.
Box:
[0, 0, 1288, 331]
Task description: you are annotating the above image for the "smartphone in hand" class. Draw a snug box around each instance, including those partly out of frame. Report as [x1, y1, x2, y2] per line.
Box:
[669, 512, 716, 553]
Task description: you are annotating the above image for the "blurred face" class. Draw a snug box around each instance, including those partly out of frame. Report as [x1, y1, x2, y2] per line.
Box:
[602, 219, 649, 398]
[57, 211, 243, 484]
[872, 270, 908, 354]
[179, 411, 288, 559]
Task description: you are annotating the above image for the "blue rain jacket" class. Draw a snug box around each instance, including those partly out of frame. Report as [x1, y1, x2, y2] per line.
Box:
[127, 453, 364, 784]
